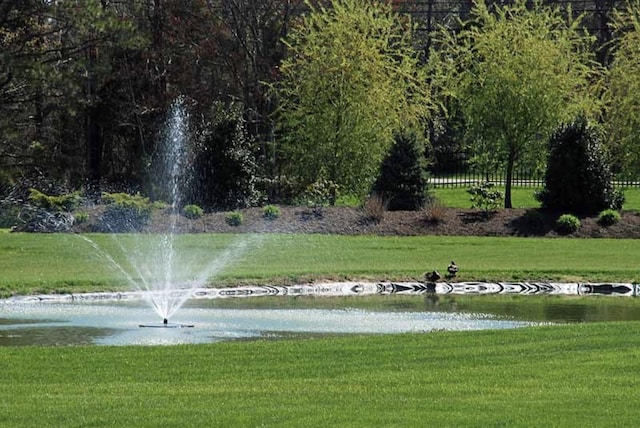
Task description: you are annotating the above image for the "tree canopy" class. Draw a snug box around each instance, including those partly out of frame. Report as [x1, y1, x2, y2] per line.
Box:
[1, 1, 640, 207]
[605, 0, 640, 178]
[432, 0, 602, 208]
[275, 0, 432, 201]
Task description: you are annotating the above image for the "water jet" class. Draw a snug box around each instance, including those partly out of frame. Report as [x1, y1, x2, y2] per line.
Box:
[80, 98, 255, 325]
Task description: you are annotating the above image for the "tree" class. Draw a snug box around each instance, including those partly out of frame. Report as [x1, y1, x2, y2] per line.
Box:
[537, 116, 623, 214]
[432, 0, 602, 208]
[605, 0, 640, 179]
[0, 0, 143, 188]
[372, 130, 431, 211]
[187, 102, 260, 210]
[275, 0, 432, 201]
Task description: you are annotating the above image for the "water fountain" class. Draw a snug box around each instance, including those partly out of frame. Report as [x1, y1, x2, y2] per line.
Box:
[3, 100, 638, 345]
[80, 98, 256, 327]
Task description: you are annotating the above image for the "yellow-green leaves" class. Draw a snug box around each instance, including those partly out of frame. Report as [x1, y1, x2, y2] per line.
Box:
[276, 0, 432, 200]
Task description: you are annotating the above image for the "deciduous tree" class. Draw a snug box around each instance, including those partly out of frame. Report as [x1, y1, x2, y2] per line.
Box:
[433, 0, 602, 208]
[605, 0, 640, 178]
[275, 0, 432, 201]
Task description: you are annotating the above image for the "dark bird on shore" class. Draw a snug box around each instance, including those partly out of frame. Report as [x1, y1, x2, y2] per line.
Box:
[447, 261, 458, 278]
[425, 270, 441, 283]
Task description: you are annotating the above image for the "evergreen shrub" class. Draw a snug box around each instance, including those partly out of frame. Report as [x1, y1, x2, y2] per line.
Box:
[74, 211, 89, 224]
[597, 209, 621, 226]
[188, 102, 261, 210]
[97, 192, 153, 232]
[263, 205, 280, 220]
[555, 214, 581, 234]
[372, 130, 430, 211]
[537, 116, 624, 214]
[183, 204, 204, 219]
[28, 189, 81, 212]
[225, 211, 243, 226]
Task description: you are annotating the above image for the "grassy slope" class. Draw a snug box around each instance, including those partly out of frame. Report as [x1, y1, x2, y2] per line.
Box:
[2, 322, 640, 427]
[1, 233, 639, 296]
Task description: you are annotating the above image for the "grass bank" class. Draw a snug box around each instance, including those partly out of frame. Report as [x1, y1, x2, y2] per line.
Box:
[433, 186, 640, 210]
[1, 233, 638, 297]
[2, 322, 640, 427]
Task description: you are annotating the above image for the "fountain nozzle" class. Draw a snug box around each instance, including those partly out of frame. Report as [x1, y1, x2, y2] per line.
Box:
[163, 318, 168, 325]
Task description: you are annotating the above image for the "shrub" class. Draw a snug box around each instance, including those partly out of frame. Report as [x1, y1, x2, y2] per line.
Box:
[537, 116, 625, 214]
[362, 193, 387, 223]
[183, 204, 204, 219]
[519, 210, 548, 234]
[372, 130, 430, 211]
[28, 189, 81, 212]
[0, 201, 21, 228]
[467, 182, 503, 215]
[423, 199, 447, 224]
[74, 211, 89, 224]
[225, 211, 243, 226]
[597, 209, 621, 226]
[186, 101, 261, 210]
[301, 179, 340, 218]
[555, 214, 581, 234]
[97, 192, 153, 232]
[152, 200, 169, 210]
[262, 205, 280, 220]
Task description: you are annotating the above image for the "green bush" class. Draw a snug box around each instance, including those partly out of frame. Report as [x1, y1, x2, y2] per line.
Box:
[597, 209, 621, 226]
[225, 211, 243, 226]
[74, 211, 89, 224]
[519, 210, 548, 234]
[97, 192, 153, 232]
[101, 192, 152, 209]
[467, 182, 503, 215]
[555, 214, 581, 234]
[0, 202, 20, 228]
[300, 179, 340, 218]
[262, 205, 280, 220]
[537, 116, 624, 214]
[372, 130, 430, 211]
[186, 101, 261, 210]
[183, 204, 204, 219]
[28, 189, 81, 212]
[152, 200, 169, 210]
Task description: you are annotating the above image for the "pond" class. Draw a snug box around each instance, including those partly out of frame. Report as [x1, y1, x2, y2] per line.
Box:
[1, 281, 638, 347]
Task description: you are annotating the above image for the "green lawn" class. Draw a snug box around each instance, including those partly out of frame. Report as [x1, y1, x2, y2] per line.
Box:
[433, 186, 640, 210]
[1, 233, 639, 297]
[2, 199, 640, 426]
[2, 322, 640, 427]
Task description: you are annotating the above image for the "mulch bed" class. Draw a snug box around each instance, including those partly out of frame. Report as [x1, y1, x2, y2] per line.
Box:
[133, 206, 640, 239]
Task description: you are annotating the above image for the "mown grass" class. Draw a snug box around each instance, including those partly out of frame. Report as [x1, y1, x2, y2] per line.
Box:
[433, 186, 542, 209]
[1, 233, 639, 296]
[2, 191, 640, 426]
[433, 186, 640, 210]
[2, 322, 640, 427]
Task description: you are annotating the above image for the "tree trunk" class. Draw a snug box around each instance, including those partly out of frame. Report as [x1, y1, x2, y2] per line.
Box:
[85, 43, 102, 188]
[504, 147, 515, 209]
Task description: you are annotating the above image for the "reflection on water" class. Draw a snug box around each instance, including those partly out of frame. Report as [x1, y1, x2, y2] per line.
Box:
[2, 281, 640, 347]
[421, 295, 640, 323]
[0, 326, 116, 347]
[0, 298, 537, 347]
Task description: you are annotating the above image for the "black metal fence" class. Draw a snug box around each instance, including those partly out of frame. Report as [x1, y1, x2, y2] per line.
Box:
[428, 153, 640, 188]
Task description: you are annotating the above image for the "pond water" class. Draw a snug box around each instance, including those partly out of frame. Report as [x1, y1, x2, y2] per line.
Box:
[2, 281, 638, 347]
[0, 300, 537, 347]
